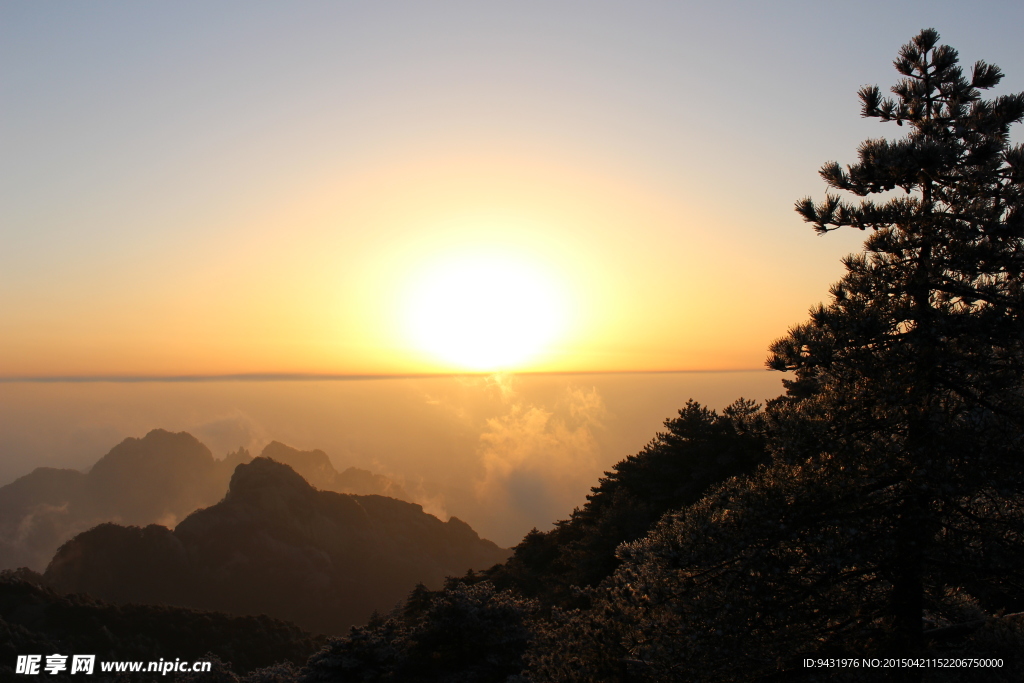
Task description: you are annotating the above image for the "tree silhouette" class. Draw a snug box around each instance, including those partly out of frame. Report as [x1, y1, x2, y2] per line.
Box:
[476, 398, 766, 608]
[768, 27, 1024, 653]
[525, 30, 1024, 681]
[300, 582, 539, 683]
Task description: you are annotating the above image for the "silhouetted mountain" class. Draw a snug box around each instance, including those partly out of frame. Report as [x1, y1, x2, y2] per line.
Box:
[0, 468, 86, 571]
[259, 441, 410, 500]
[43, 458, 509, 634]
[0, 430, 248, 572]
[0, 573, 325, 678]
[85, 429, 248, 523]
[0, 430, 408, 573]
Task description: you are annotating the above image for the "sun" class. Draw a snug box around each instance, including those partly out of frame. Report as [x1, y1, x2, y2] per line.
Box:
[404, 251, 566, 371]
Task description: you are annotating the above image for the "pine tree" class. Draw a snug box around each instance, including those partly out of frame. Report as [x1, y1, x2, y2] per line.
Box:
[766, 27, 1024, 655]
[524, 31, 1024, 682]
[772, 27, 1024, 404]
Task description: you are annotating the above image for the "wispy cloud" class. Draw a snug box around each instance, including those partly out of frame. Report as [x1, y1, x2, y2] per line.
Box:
[475, 384, 607, 528]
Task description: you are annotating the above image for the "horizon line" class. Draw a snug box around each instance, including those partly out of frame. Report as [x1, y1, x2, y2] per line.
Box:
[0, 368, 771, 383]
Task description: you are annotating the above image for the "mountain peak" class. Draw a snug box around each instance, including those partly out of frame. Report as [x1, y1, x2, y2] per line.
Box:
[225, 456, 317, 505]
[90, 429, 214, 479]
[48, 458, 510, 634]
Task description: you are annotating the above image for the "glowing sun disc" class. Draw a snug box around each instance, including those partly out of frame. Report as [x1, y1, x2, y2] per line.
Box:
[406, 253, 565, 371]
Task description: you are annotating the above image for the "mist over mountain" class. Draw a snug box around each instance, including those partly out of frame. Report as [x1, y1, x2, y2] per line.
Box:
[0, 430, 246, 571]
[0, 430, 410, 572]
[43, 457, 509, 634]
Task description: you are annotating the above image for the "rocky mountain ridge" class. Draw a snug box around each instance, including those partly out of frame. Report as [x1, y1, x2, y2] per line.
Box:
[42, 457, 509, 634]
[0, 429, 410, 572]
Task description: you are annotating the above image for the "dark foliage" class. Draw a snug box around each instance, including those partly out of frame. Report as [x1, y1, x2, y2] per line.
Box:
[477, 398, 767, 607]
[523, 29, 1024, 682]
[766, 25, 1024, 653]
[300, 581, 539, 683]
[0, 575, 325, 680]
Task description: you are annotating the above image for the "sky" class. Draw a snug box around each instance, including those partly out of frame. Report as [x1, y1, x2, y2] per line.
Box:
[2, 2, 1024, 544]
[4, 0, 1022, 377]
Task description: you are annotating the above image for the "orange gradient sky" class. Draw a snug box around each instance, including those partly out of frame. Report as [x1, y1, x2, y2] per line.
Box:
[3, 2, 1022, 377]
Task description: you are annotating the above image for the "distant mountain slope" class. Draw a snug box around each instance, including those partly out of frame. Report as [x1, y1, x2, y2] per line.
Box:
[0, 430, 410, 572]
[0, 467, 87, 569]
[43, 457, 510, 634]
[0, 430, 247, 572]
[259, 441, 411, 500]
